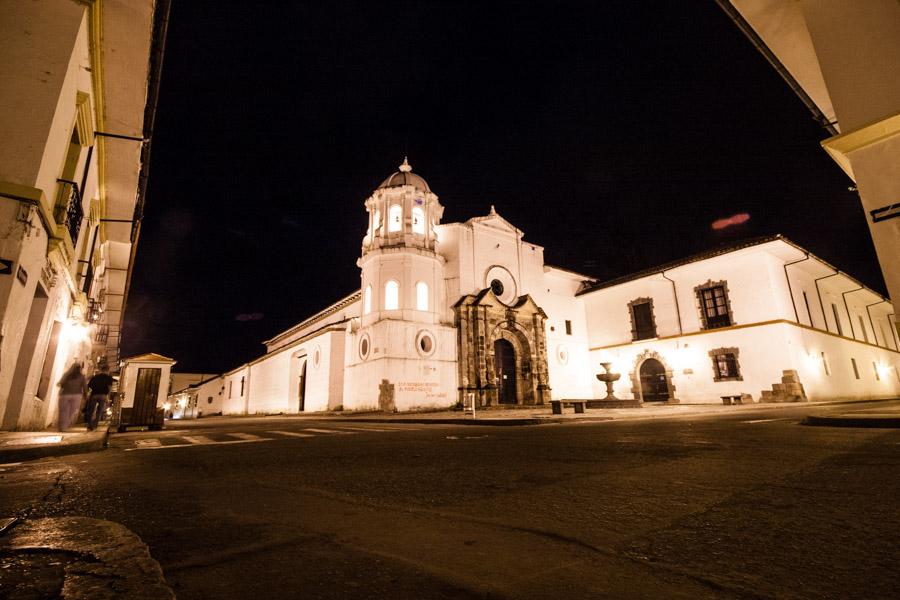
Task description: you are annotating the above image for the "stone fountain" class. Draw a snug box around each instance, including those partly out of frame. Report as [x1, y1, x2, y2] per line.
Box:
[595, 362, 620, 400]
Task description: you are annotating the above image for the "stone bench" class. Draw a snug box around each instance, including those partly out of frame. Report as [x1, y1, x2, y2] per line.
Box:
[551, 400, 586, 414]
[721, 395, 743, 406]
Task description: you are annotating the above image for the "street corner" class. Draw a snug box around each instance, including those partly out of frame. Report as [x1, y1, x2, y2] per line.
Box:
[0, 516, 174, 599]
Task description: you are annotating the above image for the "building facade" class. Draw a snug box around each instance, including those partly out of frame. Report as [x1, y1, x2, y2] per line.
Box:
[0, 1, 168, 430]
[218, 161, 900, 414]
[718, 0, 900, 343]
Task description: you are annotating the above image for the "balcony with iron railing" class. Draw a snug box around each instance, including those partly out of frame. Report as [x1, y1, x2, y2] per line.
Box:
[55, 179, 84, 245]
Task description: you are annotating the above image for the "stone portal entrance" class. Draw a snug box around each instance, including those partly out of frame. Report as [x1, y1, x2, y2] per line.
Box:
[494, 339, 517, 404]
[639, 359, 669, 402]
[629, 350, 678, 404]
[454, 288, 550, 407]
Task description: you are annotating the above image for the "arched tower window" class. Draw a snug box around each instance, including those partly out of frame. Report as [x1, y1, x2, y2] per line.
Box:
[384, 280, 399, 310]
[363, 285, 372, 315]
[412, 206, 425, 234]
[388, 204, 402, 232]
[416, 281, 428, 311]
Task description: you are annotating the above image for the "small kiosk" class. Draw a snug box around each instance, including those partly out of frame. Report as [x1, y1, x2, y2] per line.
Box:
[112, 353, 176, 432]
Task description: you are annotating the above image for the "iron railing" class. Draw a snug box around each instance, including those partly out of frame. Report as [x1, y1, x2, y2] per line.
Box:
[55, 178, 84, 244]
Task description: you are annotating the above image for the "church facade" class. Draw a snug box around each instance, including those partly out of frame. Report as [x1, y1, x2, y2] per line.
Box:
[218, 161, 900, 415]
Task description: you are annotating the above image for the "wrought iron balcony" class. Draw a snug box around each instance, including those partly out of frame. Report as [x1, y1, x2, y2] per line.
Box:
[55, 178, 84, 244]
[87, 297, 102, 323]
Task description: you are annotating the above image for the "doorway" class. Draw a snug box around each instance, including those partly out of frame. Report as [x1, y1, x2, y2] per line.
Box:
[2, 285, 49, 429]
[297, 358, 307, 412]
[133, 367, 162, 425]
[639, 359, 669, 402]
[494, 338, 517, 404]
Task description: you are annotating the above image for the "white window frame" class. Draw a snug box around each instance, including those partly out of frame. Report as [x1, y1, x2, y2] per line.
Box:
[412, 206, 425, 234]
[384, 280, 399, 310]
[416, 281, 428, 311]
[388, 204, 402, 232]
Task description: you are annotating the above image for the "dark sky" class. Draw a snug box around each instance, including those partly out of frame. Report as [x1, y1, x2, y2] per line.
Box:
[121, 1, 884, 372]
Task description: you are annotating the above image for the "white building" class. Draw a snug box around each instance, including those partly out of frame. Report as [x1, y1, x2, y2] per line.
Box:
[167, 374, 224, 419]
[717, 0, 900, 343]
[0, 1, 168, 430]
[218, 161, 900, 414]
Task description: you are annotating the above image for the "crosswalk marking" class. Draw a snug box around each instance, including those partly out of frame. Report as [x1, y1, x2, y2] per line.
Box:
[334, 426, 396, 432]
[125, 424, 429, 451]
[228, 432, 263, 440]
[743, 418, 789, 424]
[182, 435, 216, 444]
[302, 428, 357, 435]
[268, 430, 315, 438]
[135, 438, 161, 447]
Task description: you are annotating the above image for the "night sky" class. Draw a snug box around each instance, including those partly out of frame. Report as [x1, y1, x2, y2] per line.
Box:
[120, 1, 884, 372]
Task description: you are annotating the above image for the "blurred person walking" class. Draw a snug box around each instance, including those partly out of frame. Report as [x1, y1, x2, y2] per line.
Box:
[57, 363, 85, 431]
[85, 365, 114, 430]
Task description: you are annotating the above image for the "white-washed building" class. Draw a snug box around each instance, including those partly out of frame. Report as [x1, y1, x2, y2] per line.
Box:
[167, 374, 224, 419]
[218, 161, 900, 415]
[0, 1, 168, 430]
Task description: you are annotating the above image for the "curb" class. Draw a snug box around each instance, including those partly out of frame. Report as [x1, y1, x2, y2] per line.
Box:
[803, 415, 900, 428]
[0, 430, 108, 463]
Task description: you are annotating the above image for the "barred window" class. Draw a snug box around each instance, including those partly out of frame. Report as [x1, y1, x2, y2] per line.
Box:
[709, 347, 742, 382]
[699, 285, 731, 329]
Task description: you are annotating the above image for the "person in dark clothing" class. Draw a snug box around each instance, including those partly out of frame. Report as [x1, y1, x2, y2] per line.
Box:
[57, 363, 86, 431]
[84, 366, 114, 431]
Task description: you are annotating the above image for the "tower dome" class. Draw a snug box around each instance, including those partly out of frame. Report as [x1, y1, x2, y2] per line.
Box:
[377, 157, 431, 192]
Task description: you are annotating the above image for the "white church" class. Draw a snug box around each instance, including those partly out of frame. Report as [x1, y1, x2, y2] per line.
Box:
[210, 160, 900, 415]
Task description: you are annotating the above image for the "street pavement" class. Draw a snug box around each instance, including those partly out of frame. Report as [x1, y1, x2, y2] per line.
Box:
[2, 400, 900, 598]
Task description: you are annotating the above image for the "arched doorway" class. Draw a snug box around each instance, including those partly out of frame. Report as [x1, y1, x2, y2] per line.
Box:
[639, 358, 669, 402]
[494, 338, 517, 404]
[298, 359, 307, 412]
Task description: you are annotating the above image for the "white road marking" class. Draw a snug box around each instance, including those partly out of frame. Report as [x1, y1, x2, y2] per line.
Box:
[268, 430, 316, 438]
[228, 432, 263, 440]
[335, 426, 396, 432]
[743, 418, 789, 424]
[182, 435, 216, 444]
[302, 428, 357, 435]
[125, 438, 271, 451]
[135, 438, 161, 447]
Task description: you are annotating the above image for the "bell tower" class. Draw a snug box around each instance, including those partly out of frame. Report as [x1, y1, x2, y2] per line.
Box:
[345, 159, 457, 412]
[357, 158, 445, 327]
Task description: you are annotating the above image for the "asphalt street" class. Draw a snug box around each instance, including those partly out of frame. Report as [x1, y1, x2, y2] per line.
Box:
[2, 402, 899, 599]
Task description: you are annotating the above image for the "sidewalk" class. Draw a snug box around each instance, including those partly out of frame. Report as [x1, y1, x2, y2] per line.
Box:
[802, 402, 900, 428]
[0, 426, 107, 464]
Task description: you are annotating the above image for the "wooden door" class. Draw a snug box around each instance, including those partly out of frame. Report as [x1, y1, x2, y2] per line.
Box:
[639, 359, 669, 402]
[494, 339, 517, 404]
[298, 360, 307, 412]
[133, 367, 161, 425]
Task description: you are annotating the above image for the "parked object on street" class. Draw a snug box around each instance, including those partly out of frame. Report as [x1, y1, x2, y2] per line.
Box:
[111, 354, 176, 432]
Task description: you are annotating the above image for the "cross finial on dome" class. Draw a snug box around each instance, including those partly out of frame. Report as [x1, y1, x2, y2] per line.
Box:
[399, 157, 412, 172]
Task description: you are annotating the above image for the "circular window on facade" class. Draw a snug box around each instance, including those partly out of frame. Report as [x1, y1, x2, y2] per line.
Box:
[313, 346, 321, 368]
[359, 334, 370, 360]
[484, 265, 517, 305]
[556, 345, 569, 365]
[416, 330, 436, 357]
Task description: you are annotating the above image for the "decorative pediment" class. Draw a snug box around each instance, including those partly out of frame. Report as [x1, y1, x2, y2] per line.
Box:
[510, 294, 548, 318]
[465, 206, 524, 238]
